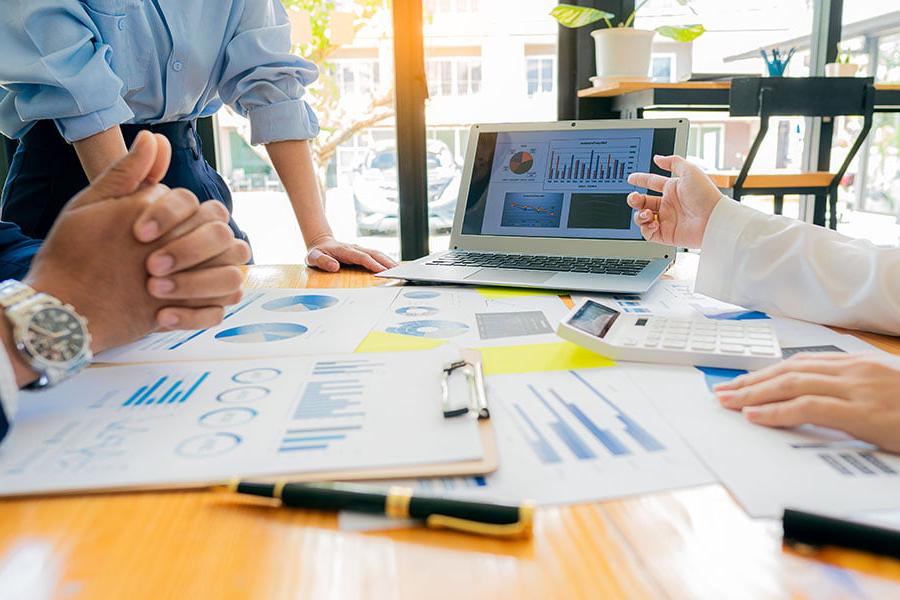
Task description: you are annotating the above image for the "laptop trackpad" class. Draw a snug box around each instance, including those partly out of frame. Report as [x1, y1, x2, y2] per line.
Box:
[466, 269, 555, 284]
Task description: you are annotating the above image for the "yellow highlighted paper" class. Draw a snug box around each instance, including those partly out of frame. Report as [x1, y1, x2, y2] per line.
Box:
[478, 341, 615, 376]
[475, 287, 564, 300]
[355, 331, 447, 353]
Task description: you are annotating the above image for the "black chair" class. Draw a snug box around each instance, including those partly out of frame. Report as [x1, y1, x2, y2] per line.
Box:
[709, 76, 876, 229]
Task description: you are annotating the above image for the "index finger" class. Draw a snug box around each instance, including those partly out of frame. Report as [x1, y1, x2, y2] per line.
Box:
[134, 188, 200, 243]
[714, 356, 849, 392]
[627, 172, 669, 193]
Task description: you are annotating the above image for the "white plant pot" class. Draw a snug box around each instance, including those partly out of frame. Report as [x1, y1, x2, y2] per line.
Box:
[825, 62, 859, 77]
[590, 28, 656, 86]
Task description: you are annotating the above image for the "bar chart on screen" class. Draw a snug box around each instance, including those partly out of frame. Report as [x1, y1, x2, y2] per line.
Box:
[544, 138, 641, 191]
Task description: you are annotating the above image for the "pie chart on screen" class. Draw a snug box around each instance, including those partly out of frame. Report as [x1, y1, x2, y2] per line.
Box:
[509, 151, 534, 175]
[215, 323, 307, 344]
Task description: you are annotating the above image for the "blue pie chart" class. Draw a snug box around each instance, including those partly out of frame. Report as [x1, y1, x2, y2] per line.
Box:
[263, 294, 339, 312]
[386, 320, 469, 338]
[215, 323, 307, 344]
[395, 306, 439, 317]
[403, 290, 441, 299]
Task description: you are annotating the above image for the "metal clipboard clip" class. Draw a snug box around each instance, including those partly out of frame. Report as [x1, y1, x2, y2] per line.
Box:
[441, 359, 490, 420]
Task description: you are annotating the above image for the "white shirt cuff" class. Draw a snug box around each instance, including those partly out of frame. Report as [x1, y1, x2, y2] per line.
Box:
[695, 197, 760, 300]
[249, 99, 320, 145]
[0, 342, 20, 426]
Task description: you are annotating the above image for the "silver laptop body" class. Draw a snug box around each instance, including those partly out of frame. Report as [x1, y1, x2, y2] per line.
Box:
[377, 119, 688, 294]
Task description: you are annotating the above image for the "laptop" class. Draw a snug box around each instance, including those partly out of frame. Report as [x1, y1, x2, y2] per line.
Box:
[377, 118, 688, 293]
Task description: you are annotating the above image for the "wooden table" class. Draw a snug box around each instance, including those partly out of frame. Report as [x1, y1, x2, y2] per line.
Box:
[2, 262, 899, 600]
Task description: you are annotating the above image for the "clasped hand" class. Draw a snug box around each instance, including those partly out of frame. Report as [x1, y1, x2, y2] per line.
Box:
[24, 131, 249, 352]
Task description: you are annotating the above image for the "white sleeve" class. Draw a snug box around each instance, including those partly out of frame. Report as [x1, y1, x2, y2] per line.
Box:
[695, 197, 900, 336]
[0, 343, 19, 442]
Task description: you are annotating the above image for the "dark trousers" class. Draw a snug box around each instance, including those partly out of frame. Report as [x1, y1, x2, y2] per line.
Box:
[1, 120, 248, 246]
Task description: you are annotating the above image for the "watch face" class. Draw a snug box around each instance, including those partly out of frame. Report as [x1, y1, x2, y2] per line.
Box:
[25, 307, 88, 363]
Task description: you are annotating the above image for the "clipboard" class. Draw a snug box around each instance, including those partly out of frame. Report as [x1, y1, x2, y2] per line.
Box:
[253, 351, 498, 483]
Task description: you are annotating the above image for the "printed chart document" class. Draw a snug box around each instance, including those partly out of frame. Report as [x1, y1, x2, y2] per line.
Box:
[357, 287, 569, 352]
[98, 288, 400, 363]
[0, 351, 481, 496]
[632, 364, 900, 518]
[342, 364, 715, 525]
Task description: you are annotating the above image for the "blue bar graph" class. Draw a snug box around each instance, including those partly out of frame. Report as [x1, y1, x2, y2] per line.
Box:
[279, 425, 362, 453]
[569, 372, 665, 452]
[529, 385, 596, 460]
[292, 380, 366, 419]
[121, 372, 210, 407]
[312, 359, 384, 376]
[550, 390, 630, 456]
[512, 404, 562, 464]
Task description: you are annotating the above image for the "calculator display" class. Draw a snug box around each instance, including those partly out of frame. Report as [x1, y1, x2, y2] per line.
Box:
[568, 301, 620, 338]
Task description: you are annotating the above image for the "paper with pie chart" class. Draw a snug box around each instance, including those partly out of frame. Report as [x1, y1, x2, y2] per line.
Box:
[0, 351, 482, 496]
[357, 287, 570, 352]
[97, 288, 401, 363]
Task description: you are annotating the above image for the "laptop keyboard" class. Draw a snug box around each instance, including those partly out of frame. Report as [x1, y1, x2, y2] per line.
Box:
[425, 252, 651, 276]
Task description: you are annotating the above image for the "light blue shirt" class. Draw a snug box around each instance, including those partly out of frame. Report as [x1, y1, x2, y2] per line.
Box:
[0, 0, 319, 145]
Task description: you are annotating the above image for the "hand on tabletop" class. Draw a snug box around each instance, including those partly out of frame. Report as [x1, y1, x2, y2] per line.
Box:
[715, 352, 900, 453]
[626, 155, 722, 249]
[24, 131, 248, 352]
[305, 236, 397, 273]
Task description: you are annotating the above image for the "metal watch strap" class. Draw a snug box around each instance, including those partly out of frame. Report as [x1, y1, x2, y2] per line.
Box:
[0, 280, 37, 310]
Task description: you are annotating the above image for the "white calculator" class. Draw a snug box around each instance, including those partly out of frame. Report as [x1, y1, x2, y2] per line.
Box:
[557, 299, 783, 370]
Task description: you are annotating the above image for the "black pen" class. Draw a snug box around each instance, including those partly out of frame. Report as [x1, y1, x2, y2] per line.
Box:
[783, 508, 900, 559]
[220, 480, 534, 539]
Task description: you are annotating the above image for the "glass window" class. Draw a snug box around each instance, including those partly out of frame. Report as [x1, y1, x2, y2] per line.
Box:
[424, 0, 558, 251]
[220, 2, 400, 263]
[832, 6, 900, 246]
[651, 54, 675, 83]
[526, 56, 555, 96]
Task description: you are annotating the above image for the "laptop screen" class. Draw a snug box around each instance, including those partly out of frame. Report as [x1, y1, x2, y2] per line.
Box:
[460, 126, 676, 240]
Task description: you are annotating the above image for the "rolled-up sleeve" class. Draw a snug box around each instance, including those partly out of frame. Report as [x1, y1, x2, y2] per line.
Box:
[218, 0, 320, 145]
[0, 0, 133, 142]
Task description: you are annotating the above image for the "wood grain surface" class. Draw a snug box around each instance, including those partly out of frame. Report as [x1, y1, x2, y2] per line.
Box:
[1, 258, 898, 600]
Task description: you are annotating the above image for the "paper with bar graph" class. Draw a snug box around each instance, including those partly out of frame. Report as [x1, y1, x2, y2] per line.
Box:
[0, 351, 482, 496]
[632, 364, 900, 518]
[97, 287, 400, 363]
[342, 365, 715, 518]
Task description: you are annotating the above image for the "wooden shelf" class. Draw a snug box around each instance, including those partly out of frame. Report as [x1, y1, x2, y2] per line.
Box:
[708, 171, 835, 189]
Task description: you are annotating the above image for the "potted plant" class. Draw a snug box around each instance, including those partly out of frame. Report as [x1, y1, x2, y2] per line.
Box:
[550, 1, 704, 87]
[825, 45, 860, 77]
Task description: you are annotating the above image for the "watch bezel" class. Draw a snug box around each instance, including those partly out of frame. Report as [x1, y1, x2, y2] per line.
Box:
[17, 304, 92, 367]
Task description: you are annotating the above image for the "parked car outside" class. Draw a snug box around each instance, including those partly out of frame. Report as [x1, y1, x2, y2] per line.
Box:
[351, 139, 460, 235]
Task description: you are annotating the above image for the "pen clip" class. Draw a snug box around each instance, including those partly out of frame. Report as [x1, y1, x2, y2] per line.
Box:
[425, 503, 535, 539]
[441, 359, 490, 420]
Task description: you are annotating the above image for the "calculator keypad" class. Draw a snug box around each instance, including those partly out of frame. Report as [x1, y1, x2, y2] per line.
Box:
[635, 317, 779, 356]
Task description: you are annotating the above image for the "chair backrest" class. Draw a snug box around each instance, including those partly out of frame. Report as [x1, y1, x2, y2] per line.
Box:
[729, 77, 876, 118]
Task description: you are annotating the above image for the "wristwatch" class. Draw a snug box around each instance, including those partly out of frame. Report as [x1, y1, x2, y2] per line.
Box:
[0, 280, 92, 389]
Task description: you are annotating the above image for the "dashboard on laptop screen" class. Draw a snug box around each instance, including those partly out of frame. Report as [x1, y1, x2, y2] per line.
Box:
[460, 126, 677, 241]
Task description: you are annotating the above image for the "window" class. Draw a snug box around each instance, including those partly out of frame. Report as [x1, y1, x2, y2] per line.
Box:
[424, 0, 480, 14]
[426, 57, 482, 97]
[687, 125, 724, 170]
[333, 59, 381, 96]
[526, 56, 555, 96]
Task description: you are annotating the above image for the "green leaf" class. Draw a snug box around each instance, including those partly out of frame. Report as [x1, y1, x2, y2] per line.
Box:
[549, 4, 614, 29]
[656, 24, 705, 42]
